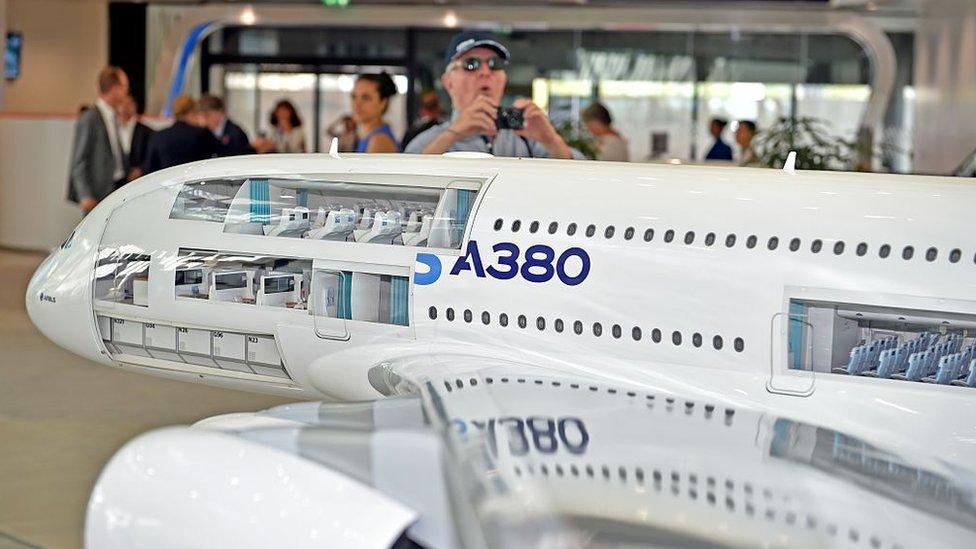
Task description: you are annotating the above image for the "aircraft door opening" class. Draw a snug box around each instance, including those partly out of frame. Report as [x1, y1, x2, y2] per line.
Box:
[310, 269, 350, 340]
[309, 260, 413, 341]
[768, 309, 817, 396]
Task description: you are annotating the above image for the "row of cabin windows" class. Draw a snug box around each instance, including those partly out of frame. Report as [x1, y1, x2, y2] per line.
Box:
[428, 306, 745, 352]
[493, 218, 969, 264]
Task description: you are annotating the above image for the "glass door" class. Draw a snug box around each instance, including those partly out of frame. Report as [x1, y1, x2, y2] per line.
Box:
[224, 70, 318, 153]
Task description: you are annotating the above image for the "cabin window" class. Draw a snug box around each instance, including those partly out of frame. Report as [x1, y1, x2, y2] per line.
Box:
[173, 248, 311, 310]
[177, 174, 485, 249]
[787, 298, 976, 386]
[310, 269, 409, 326]
[93, 247, 151, 307]
[169, 179, 246, 222]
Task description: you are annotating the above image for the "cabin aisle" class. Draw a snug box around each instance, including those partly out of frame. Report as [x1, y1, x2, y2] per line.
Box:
[0, 249, 295, 549]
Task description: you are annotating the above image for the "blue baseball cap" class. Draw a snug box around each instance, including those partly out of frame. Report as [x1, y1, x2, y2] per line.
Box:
[444, 31, 511, 65]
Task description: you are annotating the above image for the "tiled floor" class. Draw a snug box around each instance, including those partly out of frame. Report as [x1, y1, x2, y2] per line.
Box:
[0, 249, 295, 549]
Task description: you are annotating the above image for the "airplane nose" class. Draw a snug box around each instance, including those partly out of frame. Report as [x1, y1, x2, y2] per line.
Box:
[26, 226, 109, 366]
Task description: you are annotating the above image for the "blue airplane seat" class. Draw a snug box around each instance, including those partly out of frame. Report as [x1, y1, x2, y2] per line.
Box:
[892, 346, 910, 376]
[922, 346, 942, 377]
[875, 348, 900, 378]
[865, 343, 881, 368]
[929, 354, 960, 384]
[834, 345, 865, 374]
[894, 350, 928, 381]
[951, 359, 976, 388]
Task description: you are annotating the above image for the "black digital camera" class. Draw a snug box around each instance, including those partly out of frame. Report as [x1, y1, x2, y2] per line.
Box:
[496, 106, 525, 130]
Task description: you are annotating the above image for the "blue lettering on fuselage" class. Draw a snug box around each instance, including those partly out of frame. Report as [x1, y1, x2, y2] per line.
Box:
[414, 253, 442, 285]
[414, 240, 590, 286]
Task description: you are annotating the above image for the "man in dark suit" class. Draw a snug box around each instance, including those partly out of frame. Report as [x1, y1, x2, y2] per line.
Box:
[705, 118, 734, 161]
[67, 66, 129, 213]
[143, 94, 223, 174]
[117, 94, 154, 184]
[199, 94, 254, 156]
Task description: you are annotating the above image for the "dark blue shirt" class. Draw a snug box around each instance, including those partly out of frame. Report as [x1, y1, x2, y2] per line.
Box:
[706, 138, 734, 161]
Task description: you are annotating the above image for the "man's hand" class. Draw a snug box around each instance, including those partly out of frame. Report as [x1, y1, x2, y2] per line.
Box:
[251, 137, 277, 154]
[422, 95, 498, 154]
[448, 95, 498, 140]
[80, 197, 98, 214]
[513, 98, 573, 159]
[127, 167, 143, 181]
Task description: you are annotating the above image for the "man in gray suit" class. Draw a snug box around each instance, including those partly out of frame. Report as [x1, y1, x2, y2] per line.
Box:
[67, 66, 130, 214]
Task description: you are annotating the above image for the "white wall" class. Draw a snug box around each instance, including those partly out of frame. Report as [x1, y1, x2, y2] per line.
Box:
[0, 0, 106, 250]
[0, 116, 81, 250]
[0, 0, 108, 114]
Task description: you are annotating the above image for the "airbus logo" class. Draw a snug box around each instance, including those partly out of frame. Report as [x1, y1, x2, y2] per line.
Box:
[414, 241, 591, 286]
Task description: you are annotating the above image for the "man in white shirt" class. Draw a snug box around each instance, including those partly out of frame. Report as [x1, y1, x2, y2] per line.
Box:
[116, 94, 153, 182]
[67, 66, 130, 213]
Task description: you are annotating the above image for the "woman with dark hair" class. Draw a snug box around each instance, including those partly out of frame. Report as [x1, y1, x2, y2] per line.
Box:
[351, 73, 399, 153]
[260, 99, 306, 153]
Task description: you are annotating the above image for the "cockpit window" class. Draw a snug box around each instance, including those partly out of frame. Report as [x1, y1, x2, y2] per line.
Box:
[59, 230, 76, 250]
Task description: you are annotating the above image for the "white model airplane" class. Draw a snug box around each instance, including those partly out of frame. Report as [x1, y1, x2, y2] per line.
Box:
[25, 153, 976, 547]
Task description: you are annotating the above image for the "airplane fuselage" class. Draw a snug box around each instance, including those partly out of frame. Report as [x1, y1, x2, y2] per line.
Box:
[26, 154, 976, 467]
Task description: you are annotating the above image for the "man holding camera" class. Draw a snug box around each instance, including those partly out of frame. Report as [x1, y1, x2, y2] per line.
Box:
[404, 31, 582, 159]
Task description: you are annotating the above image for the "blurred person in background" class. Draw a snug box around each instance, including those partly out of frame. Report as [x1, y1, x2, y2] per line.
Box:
[142, 94, 221, 174]
[254, 99, 307, 153]
[326, 114, 357, 152]
[405, 31, 581, 159]
[116, 94, 153, 183]
[401, 89, 445, 152]
[582, 102, 629, 161]
[67, 66, 129, 214]
[704, 118, 734, 161]
[736, 120, 759, 167]
[352, 72, 399, 153]
[199, 93, 254, 156]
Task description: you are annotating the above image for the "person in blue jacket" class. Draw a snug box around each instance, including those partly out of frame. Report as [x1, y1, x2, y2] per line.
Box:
[705, 118, 734, 161]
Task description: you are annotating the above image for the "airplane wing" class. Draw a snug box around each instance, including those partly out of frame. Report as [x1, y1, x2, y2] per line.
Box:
[87, 355, 976, 548]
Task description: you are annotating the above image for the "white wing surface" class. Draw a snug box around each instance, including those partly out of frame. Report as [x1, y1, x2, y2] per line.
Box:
[87, 354, 976, 548]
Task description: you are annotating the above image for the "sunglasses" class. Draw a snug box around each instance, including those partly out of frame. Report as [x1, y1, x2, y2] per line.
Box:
[452, 56, 508, 72]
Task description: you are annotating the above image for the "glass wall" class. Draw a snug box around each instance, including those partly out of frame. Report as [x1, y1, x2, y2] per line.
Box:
[202, 26, 913, 171]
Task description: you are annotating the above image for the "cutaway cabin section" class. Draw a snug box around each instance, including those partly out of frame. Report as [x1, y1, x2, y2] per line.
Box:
[788, 299, 976, 388]
[94, 247, 152, 307]
[85, 171, 488, 388]
[169, 174, 483, 249]
[310, 270, 410, 327]
[174, 248, 311, 310]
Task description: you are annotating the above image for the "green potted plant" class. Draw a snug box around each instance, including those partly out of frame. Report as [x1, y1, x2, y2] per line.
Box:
[555, 121, 599, 160]
[753, 117, 858, 171]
